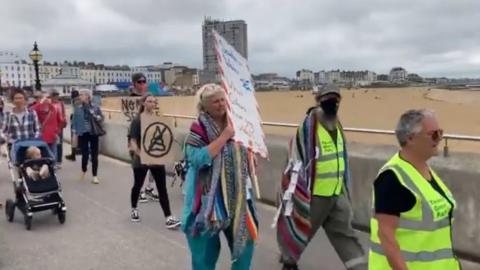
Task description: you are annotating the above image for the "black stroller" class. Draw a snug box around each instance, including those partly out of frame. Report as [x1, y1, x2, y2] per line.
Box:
[4, 139, 67, 230]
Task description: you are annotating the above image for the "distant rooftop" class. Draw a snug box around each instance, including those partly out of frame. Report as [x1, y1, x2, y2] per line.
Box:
[0, 51, 21, 64]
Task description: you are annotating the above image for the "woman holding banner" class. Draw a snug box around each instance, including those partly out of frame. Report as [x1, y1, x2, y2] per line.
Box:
[127, 94, 181, 229]
[181, 84, 258, 270]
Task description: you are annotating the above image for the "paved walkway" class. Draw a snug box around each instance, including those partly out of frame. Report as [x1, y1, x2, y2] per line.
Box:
[0, 150, 475, 270]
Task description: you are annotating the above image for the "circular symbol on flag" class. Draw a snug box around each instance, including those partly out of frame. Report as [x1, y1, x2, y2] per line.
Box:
[142, 122, 173, 158]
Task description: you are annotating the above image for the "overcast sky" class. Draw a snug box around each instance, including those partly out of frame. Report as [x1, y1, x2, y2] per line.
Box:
[1, 0, 479, 78]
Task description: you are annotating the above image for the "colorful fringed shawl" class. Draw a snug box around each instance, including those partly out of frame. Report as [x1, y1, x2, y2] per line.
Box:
[186, 112, 259, 260]
[275, 108, 350, 262]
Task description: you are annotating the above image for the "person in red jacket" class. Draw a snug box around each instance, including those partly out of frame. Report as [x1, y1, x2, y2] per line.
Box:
[49, 89, 67, 165]
[31, 91, 62, 162]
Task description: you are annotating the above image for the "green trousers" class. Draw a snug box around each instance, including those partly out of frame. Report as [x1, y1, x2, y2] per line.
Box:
[186, 226, 255, 270]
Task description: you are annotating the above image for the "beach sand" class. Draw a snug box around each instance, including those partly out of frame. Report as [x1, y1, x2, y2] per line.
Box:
[101, 87, 480, 153]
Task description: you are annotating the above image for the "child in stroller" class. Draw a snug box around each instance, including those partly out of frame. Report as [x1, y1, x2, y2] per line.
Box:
[24, 146, 50, 181]
[4, 139, 67, 230]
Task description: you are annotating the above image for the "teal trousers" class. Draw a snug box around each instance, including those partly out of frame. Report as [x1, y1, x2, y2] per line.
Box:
[186, 227, 255, 270]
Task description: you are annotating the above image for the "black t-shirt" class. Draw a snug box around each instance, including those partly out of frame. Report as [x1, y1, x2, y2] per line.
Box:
[374, 169, 453, 217]
[128, 115, 142, 168]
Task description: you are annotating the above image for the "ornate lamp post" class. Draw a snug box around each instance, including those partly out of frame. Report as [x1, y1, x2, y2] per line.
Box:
[29, 41, 43, 91]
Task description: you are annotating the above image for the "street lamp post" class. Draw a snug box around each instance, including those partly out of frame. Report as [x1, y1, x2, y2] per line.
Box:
[29, 41, 43, 91]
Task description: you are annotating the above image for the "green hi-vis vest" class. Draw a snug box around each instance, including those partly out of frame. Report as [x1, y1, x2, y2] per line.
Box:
[369, 153, 460, 270]
[313, 124, 344, 196]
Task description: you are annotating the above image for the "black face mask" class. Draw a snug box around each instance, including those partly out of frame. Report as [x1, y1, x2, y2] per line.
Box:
[320, 98, 339, 118]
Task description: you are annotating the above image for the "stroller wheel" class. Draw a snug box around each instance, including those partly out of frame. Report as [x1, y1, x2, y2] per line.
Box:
[24, 215, 32, 230]
[5, 199, 15, 222]
[58, 210, 66, 224]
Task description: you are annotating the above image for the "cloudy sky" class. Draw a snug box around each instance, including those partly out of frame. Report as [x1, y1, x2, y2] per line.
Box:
[1, 0, 479, 78]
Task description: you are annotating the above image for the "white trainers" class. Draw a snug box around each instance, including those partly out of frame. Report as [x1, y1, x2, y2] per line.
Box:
[131, 209, 140, 222]
[92, 176, 99, 184]
[139, 191, 148, 203]
[165, 216, 181, 229]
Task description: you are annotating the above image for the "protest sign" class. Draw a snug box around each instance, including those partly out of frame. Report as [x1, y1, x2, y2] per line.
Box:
[120, 97, 161, 122]
[213, 30, 268, 158]
[139, 113, 178, 165]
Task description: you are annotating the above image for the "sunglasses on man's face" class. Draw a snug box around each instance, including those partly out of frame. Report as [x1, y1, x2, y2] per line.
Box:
[136, 80, 147, 84]
[426, 129, 444, 141]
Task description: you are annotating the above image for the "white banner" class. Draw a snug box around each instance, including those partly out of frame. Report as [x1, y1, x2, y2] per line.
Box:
[213, 30, 268, 158]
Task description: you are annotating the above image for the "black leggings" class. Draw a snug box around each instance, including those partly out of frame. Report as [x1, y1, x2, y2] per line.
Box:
[79, 133, 99, 176]
[131, 165, 172, 217]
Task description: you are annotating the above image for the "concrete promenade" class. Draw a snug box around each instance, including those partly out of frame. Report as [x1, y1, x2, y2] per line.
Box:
[0, 150, 368, 270]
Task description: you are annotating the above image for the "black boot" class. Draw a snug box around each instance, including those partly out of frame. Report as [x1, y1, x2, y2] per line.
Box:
[282, 263, 299, 270]
[280, 256, 299, 270]
[65, 154, 75, 161]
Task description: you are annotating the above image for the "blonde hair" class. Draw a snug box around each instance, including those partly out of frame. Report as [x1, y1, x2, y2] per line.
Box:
[194, 84, 225, 115]
[26, 146, 41, 159]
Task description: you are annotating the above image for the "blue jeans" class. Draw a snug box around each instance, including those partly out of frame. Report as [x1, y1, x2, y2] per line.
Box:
[186, 227, 255, 270]
[48, 140, 57, 164]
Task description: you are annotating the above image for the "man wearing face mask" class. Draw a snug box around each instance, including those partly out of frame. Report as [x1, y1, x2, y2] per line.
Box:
[276, 84, 367, 270]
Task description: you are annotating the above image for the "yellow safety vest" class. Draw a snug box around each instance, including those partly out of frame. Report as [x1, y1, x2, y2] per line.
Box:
[369, 153, 460, 270]
[313, 124, 344, 196]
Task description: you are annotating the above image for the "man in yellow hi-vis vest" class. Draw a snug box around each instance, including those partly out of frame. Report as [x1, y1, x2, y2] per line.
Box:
[369, 109, 460, 270]
[276, 84, 366, 270]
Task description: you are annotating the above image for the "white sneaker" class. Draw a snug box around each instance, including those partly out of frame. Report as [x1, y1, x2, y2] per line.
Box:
[131, 209, 140, 222]
[165, 216, 181, 229]
[92, 176, 99, 184]
[139, 191, 148, 203]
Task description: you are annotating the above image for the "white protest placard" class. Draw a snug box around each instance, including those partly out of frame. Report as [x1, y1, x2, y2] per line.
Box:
[213, 30, 268, 158]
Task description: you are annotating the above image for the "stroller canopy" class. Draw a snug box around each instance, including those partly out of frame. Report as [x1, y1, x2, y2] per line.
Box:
[10, 140, 54, 165]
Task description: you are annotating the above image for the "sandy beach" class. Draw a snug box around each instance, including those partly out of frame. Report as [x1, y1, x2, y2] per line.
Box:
[101, 87, 480, 153]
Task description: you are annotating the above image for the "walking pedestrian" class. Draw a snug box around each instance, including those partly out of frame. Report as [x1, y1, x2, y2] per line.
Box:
[65, 89, 80, 161]
[2, 89, 40, 149]
[369, 109, 460, 270]
[30, 91, 62, 162]
[50, 89, 67, 165]
[71, 89, 104, 184]
[128, 72, 159, 202]
[275, 84, 366, 270]
[182, 84, 258, 270]
[128, 94, 180, 228]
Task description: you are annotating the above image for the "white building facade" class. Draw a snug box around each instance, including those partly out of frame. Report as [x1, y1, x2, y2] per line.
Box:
[39, 64, 62, 81]
[0, 51, 34, 88]
[389, 67, 408, 82]
[296, 69, 315, 83]
[80, 67, 133, 84]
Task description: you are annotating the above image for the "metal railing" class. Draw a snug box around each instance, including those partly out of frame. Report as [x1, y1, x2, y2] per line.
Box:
[102, 108, 480, 157]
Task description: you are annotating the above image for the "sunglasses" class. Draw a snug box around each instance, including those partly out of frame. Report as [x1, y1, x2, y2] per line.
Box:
[426, 129, 444, 141]
[136, 80, 147, 84]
